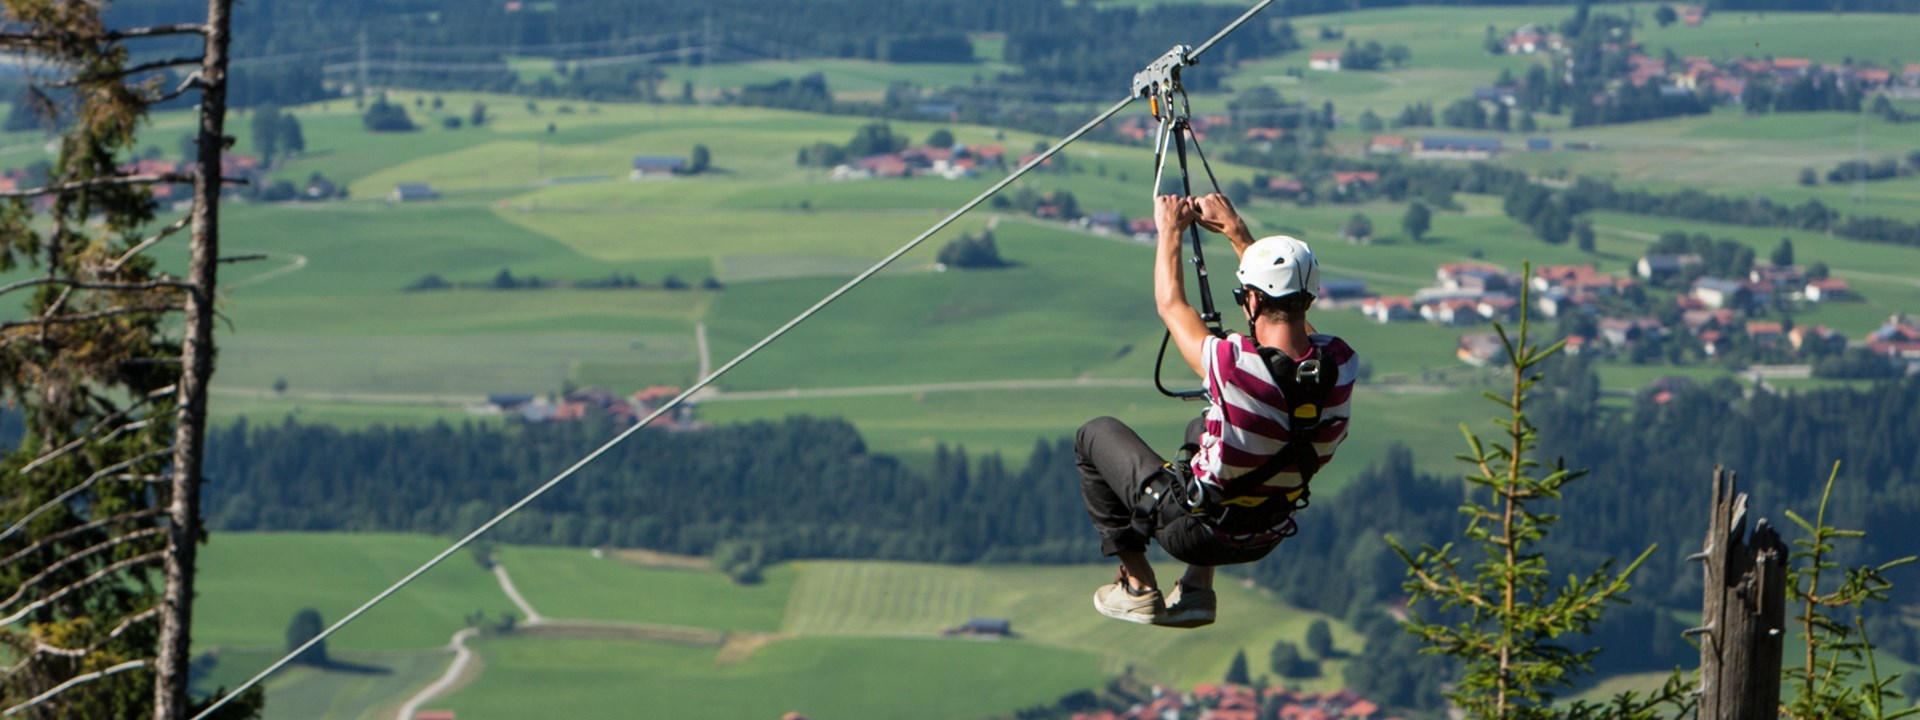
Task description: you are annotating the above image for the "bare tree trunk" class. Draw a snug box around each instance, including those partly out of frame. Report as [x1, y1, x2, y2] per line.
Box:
[153, 1, 229, 716]
[1696, 466, 1788, 720]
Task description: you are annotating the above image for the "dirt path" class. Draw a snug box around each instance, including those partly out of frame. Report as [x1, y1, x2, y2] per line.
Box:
[228, 253, 308, 289]
[393, 628, 479, 720]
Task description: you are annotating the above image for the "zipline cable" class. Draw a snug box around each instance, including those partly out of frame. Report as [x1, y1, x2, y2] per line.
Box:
[192, 2, 1271, 715]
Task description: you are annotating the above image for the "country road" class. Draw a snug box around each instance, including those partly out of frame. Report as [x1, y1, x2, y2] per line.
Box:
[212, 376, 1451, 408]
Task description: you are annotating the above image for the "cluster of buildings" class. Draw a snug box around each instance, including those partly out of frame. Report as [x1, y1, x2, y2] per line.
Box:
[1622, 53, 1919, 102]
[473, 385, 696, 428]
[1357, 257, 1887, 369]
[0, 154, 267, 210]
[1369, 134, 1519, 160]
[1075, 684, 1390, 720]
[1497, 18, 1920, 106]
[1869, 314, 1920, 362]
[829, 143, 1005, 181]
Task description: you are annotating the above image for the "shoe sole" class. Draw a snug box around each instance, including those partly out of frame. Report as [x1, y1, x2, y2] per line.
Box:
[1092, 591, 1160, 625]
[1155, 609, 1216, 629]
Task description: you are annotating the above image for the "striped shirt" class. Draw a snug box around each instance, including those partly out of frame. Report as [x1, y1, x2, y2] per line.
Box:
[1191, 332, 1357, 497]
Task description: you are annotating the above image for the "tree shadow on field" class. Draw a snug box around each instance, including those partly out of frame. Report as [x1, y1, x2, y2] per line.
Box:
[313, 658, 393, 675]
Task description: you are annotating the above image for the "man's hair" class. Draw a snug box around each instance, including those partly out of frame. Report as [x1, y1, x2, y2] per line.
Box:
[1248, 287, 1314, 322]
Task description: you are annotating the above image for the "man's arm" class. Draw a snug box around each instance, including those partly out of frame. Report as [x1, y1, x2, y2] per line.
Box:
[1192, 193, 1256, 259]
[1154, 195, 1212, 378]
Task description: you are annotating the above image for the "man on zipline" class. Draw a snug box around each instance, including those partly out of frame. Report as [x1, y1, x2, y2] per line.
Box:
[1076, 192, 1356, 628]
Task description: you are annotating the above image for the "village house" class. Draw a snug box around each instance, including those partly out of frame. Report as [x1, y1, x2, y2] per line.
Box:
[1126, 217, 1156, 240]
[1367, 135, 1407, 154]
[1501, 25, 1562, 54]
[1532, 264, 1623, 296]
[1599, 317, 1666, 347]
[1699, 328, 1728, 357]
[1436, 262, 1518, 296]
[1749, 264, 1805, 291]
[1318, 279, 1370, 303]
[1867, 314, 1920, 362]
[1804, 278, 1853, 303]
[1081, 211, 1126, 234]
[1422, 298, 1483, 326]
[1413, 136, 1502, 160]
[1746, 320, 1785, 349]
[630, 155, 686, 179]
[1637, 253, 1703, 283]
[1789, 325, 1847, 355]
[1458, 332, 1505, 366]
[390, 183, 439, 202]
[1332, 171, 1378, 193]
[1309, 50, 1342, 71]
[1533, 289, 1599, 319]
[1690, 277, 1750, 311]
[1360, 296, 1418, 323]
[1263, 176, 1305, 198]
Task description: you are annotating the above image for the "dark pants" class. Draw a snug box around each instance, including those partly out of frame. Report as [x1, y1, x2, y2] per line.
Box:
[1074, 416, 1280, 567]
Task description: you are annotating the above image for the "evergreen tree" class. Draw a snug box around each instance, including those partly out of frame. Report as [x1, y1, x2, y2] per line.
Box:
[0, 1, 253, 716]
[285, 609, 329, 666]
[1306, 619, 1335, 658]
[250, 104, 282, 162]
[279, 114, 306, 157]
[1402, 202, 1431, 243]
[1225, 648, 1252, 685]
[1771, 237, 1795, 268]
[1389, 278, 1685, 719]
[689, 144, 711, 174]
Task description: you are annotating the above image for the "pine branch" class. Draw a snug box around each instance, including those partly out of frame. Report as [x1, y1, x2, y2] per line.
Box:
[16, 388, 173, 477]
[0, 551, 166, 627]
[0, 23, 205, 44]
[50, 56, 203, 88]
[0, 276, 195, 297]
[106, 215, 193, 272]
[0, 658, 151, 717]
[0, 172, 195, 199]
[105, 24, 208, 41]
[30, 607, 160, 659]
[0, 526, 167, 612]
[0, 303, 185, 333]
[0, 448, 173, 544]
[0, 508, 166, 570]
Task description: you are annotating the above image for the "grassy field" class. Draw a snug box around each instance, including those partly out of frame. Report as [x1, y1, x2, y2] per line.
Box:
[494, 545, 795, 631]
[195, 533, 521, 654]
[199, 533, 1367, 719]
[436, 635, 1103, 720]
[785, 560, 1364, 688]
[192, 648, 449, 720]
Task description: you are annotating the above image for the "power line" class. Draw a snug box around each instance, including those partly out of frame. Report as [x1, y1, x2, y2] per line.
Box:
[189, 2, 1272, 717]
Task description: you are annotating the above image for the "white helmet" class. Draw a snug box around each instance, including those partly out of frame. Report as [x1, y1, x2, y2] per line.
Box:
[1236, 235, 1319, 299]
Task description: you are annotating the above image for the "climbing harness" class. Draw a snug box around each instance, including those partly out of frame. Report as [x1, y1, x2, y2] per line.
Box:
[1134, 45, 1230, 400]
[1138, 347, 1340, 549]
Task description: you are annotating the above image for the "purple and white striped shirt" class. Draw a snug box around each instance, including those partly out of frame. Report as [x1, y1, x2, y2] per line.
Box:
[1190, 332, 1357, 497]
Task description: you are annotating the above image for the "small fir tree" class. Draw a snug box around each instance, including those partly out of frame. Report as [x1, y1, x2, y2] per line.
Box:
[1389, 268, 1686, 719]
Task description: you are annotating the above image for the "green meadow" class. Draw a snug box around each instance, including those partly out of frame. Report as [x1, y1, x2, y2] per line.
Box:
[438, 635, 1103, 720]
[200, 533, 1363, 719]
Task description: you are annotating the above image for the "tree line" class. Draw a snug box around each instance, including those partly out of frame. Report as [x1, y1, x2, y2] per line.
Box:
[201, 415, 1093, 564]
